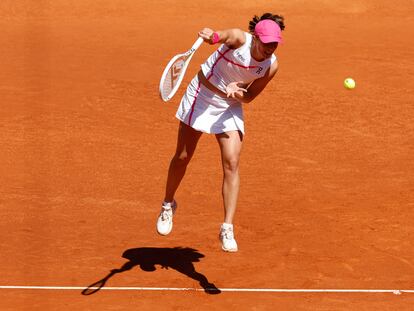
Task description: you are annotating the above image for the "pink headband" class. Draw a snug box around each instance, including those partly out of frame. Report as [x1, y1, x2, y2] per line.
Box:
[254, 19, 283, 43]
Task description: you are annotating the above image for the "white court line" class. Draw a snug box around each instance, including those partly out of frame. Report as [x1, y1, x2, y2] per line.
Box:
[0, 286, 413, 294]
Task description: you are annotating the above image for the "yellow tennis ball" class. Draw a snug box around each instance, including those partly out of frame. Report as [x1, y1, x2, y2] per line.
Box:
[344, 78, 356, 89]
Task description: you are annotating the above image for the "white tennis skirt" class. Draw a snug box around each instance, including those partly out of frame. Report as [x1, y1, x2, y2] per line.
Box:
[176, 74, 245, 134]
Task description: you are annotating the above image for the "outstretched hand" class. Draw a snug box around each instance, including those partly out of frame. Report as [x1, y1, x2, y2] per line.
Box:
[225, 81, 247, 99]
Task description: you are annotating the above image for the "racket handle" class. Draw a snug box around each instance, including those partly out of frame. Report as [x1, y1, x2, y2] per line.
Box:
[192, 37, 204, 51]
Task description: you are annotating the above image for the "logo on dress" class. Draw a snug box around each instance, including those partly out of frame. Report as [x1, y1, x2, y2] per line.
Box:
[235, 51, 246, 63]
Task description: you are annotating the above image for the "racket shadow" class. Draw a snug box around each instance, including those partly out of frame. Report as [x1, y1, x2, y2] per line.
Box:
[82, 247, 221, 295]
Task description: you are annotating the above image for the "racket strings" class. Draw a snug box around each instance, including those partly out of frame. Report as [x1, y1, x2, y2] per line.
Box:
[161, 56, 186, 99]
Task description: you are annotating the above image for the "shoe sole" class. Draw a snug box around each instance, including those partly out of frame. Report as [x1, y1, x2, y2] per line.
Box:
[157, 223, 172, 236]
[222, 245, 238, 252]
[157, 230, 172, 236]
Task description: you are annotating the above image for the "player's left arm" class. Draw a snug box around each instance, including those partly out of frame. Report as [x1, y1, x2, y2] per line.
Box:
[198, 28, 245, 49]
[230, 60, 279, 103]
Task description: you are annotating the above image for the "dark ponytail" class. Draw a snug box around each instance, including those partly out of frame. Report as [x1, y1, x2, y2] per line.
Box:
[248, 13, 285, 34]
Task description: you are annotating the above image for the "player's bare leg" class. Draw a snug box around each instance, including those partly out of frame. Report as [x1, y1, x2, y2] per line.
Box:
[164, 121, 203, 203]
[216, 130, 243, 224]
[216, 130, 242, 252]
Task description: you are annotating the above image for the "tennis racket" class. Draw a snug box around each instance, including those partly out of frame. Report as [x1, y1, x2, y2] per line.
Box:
[159, 37, 204, 102]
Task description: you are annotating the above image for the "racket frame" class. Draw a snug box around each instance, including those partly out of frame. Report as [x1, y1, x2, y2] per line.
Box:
[159, 37, 204, 102]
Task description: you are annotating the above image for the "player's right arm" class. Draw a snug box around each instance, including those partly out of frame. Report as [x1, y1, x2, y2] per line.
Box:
[198, 28, 245, 49]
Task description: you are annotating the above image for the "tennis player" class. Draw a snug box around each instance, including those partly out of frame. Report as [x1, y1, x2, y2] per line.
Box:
[157, 13, 285, 252]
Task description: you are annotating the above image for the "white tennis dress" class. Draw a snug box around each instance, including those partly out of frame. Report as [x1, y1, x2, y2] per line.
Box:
[176, 32, 277, 134]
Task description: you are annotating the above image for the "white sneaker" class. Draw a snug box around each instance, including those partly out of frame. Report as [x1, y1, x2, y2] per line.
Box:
[219, 223, 238, 252]
[156, 201, 177, 236]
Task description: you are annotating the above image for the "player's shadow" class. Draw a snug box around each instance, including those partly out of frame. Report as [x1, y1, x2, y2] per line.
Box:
[82, 247, 221, 295]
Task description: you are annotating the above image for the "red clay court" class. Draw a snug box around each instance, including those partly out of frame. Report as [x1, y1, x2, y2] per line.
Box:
[1, 0, 413, 310]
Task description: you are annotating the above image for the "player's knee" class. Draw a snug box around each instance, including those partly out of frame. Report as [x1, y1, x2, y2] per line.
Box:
[223, 157, 239, 174]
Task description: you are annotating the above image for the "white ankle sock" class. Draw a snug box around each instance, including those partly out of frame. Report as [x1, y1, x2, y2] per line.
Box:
[222, 223, 233, 230]
[162, 201, 174, 208]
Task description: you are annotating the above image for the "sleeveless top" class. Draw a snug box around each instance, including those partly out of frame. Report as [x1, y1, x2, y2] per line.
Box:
[200, 32, 277, 93]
